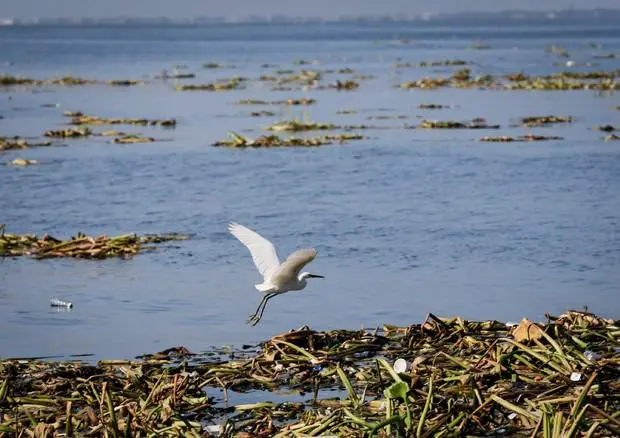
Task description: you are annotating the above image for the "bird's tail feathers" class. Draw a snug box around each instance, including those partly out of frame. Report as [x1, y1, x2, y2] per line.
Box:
[255, 283, 274, 292]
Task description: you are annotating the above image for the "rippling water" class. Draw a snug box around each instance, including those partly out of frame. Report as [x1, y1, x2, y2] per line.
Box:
[1, 23, 619, 360]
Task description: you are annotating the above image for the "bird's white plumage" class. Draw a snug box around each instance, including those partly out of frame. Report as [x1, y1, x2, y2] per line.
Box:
[229, 222, 323, 326]
[269, 248, 317, 286]
[228, 222, 280, 280]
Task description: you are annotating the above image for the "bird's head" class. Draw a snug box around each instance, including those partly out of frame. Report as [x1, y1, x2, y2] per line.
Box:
[299, 272, 325, 282]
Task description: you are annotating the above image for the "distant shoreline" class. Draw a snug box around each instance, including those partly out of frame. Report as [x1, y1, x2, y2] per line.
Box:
[2, 8, 620, 28]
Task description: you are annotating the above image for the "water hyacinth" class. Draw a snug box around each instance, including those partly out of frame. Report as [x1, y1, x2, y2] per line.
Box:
[0, 310, 617, 436]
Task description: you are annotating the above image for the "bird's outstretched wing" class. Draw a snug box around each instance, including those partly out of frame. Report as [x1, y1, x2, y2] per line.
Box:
[269, 248, 317, 284]
[228, 223, 280, 279]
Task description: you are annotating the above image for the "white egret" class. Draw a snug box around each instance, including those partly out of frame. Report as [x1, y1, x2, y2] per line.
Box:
[228, 222, 324, 326]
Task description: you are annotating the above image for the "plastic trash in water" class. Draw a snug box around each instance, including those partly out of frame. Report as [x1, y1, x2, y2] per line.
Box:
[50, 298, 73, 309]
[570, 372, 582, 382]
[584, 350, 601, 361]
[393, 358, 408, 373]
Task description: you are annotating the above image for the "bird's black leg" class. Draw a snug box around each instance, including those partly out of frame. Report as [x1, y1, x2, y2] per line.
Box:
[248, 293, 276, 326]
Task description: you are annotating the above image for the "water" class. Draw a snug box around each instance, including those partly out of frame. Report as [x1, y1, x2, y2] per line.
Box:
[1, 23, 619, 361]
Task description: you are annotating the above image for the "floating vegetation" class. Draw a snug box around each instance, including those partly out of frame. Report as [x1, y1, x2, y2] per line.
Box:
[212, 132, 365, 148]
[337, 109, 358, 114]
[107, 79, 143, 86]
[596, 125, 616, 132]
[331, 79, 360, 90]
[0, 75, 145, 87]
[155, 72, 196, 79]
[418, 103, 450, 109]
[267, 119, 338, 132]
[68, 113, 176, 127]
[480, 134, 564, 142]
[0, 137, 53, 151]
[202, 62, 235, 69]
[604, 134, 620, 141]
[520, 115, 573, 127]
[1, 310, 617, 436]
[112, 135, 157, 144]
[394, 59, 468, 68]
[6, 158, 39, 166]
[419, 119, 500, 129]
[249, 111, 276, 117]
[43, 127, 92, 138]
[0, 228, 189, 259]
[399, 71, 620, 91]
[367, 115, 408, 120]
[292, 58, 315, 65]
[503, 77, 620, 91]
[176, 77, 245, 91]
[261, 69, 321, 85]
[235, 98, 316, 106]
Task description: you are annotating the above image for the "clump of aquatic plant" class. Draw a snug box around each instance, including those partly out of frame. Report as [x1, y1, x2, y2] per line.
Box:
[0, 227, 189, 259]
[212, 132, 365, 148]
[249, 111, 276, 117]
[331, 79, 359, 90]
[418, 103, 450, 109]
[520, 115, 573, 127]
[236, 98, 316, 106]
[176, 77, 246, 91]
[112, 135, 157, 144]
[480, 134, 564, 142]
[68, 113, 176, 127]
[4, 309, 617, 436]
[267, 118, 339, 132]
[0, 137, 52, 151]
[43, 127, 92, 138]
[108, 79, 143, 86]
[419, 119, 500, 129]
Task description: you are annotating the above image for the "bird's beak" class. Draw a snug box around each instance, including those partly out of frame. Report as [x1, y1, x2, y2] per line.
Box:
[308, 274, 325, 279]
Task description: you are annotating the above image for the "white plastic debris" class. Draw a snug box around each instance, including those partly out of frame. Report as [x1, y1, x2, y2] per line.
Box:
[570, 372, 582, 382]
[393, 358, 408, 373]
[508, 413, 517, 420]
[274, 363, 284, 371]
[584, 350, 601, 361]
[204, 424, 222, 434]
[50, 298, 73, 308]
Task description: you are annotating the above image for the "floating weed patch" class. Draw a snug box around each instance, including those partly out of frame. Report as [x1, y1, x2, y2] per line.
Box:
[0, 137, 53, 151]
[394, 59, 468, 68]
[0, 228, 189, 259]
[67, 113, 176, 127]
[1, 75, 144, 87]
[112, 135, 158, 144]
[176, 77, 246, 91]
[480, 134, 564, 142]
[236, 98, 316, 106]
[249, 111, 277, 117]
[1, 311, 617, 436]
[267, 119, 338, 132]
[212, 132, 365, 148]
[419, 119, 500, 129]
[43, 127, 92, 138]
[520, 115, 573, 127]
[399, 71, 620, 91]
[331, 79, 360, 90]
[418, 103, 450, 109]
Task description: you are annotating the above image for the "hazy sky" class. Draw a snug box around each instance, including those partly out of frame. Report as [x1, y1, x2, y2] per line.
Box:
[3, 0, 619, 19]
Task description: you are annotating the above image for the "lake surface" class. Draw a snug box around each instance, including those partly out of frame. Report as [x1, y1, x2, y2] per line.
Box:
[1, 23, 619, 361]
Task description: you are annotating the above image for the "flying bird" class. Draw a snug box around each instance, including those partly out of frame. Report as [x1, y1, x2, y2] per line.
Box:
[228, 222, 324, 326]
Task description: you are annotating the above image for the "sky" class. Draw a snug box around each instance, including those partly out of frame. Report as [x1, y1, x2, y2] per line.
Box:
[2, 0, 619, 19]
